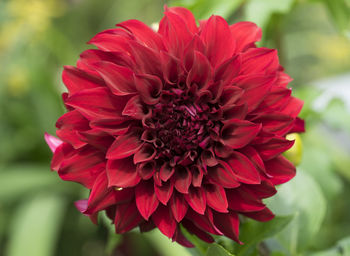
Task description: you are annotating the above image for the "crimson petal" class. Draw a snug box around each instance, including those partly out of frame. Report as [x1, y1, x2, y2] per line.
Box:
[226, 151, 261, 184]
[106, 132, 143, 160]
[106, 158, 140, 188]
[204, 183, 228, 213]
[152, 205, 177, 238]
[135, 181, 159, 220]
[184, 186, 206, 215]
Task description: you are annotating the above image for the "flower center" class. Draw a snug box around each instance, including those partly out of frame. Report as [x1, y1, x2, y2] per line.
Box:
[143, 88, 219, 166]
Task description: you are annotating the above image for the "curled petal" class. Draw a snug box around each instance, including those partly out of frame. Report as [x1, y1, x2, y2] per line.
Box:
[107, 131, 143, 160]
[255, 137, 294, 161]
[133, 143, 156, 164]
[174, 166, 192, 194]
[134, 74, 162, 105]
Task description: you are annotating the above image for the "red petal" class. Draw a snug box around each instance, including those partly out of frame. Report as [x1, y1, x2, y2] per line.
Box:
[152, 205, 177, 238]
[155, 179, 174, 205]
[230, 22, 262, 52]
[62, 66, 104, 95]
[88, 29, 132, 52]
[265, 155, 296, 185]
[66, 87, 129, 120]
[56, 110, 89, 149]
[204, 184, 228, 213]
[159, 10, 193, 56]
[137, 161, 156, 180]
[115, 202, 143, 233]
[160, 162, 175, 182]
[214, 55, 241, 85]
[226, 151, 261, 184]
[58, 146, 105, 189]
[200, 15, 235, 67]
[172, 228, 195, 248]
[85, 172, 116, 214]
[170, 192, 188, 222]
[219, 86, 244, 106]
[122, 95, 149, 120]
[191, 165, 204, 187]
[226, 187, 265, 212]
[243, 179, 277, 199]
[174, 166, 192, 194]
[184, 186, 206, 215]
[201, 149, 218, 167]
[255, 137, 294, 160]
[92, 61, 137, 96]
[106, 158, 140, 188]
[235, 74, 276, 112]
[133, 143, 156, 164]
[135, 74, 162, 105]
[106, 132, 143, 159]
[135, 181, 159, 220]
[182, 219, 215, 243]
[221, 119, 261, 149]
[239, 146, 266, 173]
[242, 207, 275, 222]
[186, 209, 223, 235]
[186, 51, 212, 90]
[213, 211, 241, 243]
[251, 113, 294, 136]
[129, 41, 162, 76]
[290, 117, 305, 133]
[280, 97, 304, 118]
[240, 48, 279, 74]
[117, 19, 165, 50]
[78, 49, 134, 72]
[166, 6, 198, 33]
[207, 161, 240, 189]
[222, 104, 248, 121]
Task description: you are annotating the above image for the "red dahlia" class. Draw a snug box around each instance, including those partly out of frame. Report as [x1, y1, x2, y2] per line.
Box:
[45, 6, 305, 246]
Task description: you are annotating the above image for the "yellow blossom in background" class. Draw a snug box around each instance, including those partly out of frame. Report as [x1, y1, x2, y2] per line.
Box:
[284, 133, 303, 166]
[0, 0, 66, 52]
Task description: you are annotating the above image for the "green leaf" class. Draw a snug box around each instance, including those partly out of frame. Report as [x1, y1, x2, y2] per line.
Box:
[206, 244, 235, 256]
[0, 165, 59, 202]
[144, 229, 193, 256]
[6, 195, 66, 256]
[245, 0, 295, 28]
[236, 215, 294, 256]
[266, 171, 327, 253]
[169, 0, 245, 19]
[309, 236, 350, 256]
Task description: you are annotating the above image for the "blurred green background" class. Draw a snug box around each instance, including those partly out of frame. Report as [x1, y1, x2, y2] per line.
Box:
[0, 0, 350, 255]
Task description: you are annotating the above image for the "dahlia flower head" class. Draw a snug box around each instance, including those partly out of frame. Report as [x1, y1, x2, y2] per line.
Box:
[46, 6, 305, 247]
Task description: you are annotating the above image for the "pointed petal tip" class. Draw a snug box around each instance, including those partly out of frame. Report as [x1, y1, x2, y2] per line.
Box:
[44, 132, 63, 153]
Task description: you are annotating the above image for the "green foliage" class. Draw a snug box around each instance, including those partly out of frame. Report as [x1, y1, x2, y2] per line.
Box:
[6, 195, 66, 256]
[236, 216, 294, 256]
[206, 244, 235, 256]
